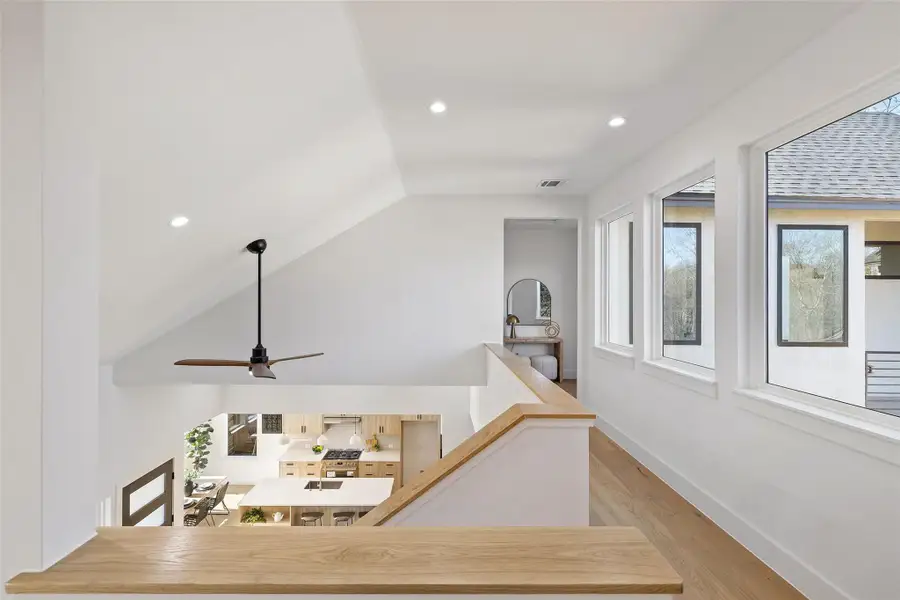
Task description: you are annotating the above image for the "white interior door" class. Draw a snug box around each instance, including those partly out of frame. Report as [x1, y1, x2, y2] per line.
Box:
[402, 421, 441, 483]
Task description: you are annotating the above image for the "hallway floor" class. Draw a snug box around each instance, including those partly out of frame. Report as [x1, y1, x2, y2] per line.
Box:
[589, 428, 807, 600]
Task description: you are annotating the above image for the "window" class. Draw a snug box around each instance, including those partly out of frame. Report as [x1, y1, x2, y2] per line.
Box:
[776, 226, 848, 346]
[227, 414, 258, 456]
[765, 90, 899, 419]
[865, 241, 900, 278]
[261, 414, 283, 434]
[607, 214, 634, 346]
[659, 175, 714, 369]
[663, 223, 701, 345]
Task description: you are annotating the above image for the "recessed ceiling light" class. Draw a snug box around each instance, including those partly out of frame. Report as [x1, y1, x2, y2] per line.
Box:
[429, 100, 447, 114]
[608, 116, 626, 128]
[169, 215, 189, 228]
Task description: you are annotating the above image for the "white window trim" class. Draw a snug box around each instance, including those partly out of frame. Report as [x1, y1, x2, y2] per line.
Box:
[595, 204, 635, 361]
[645, 163, 717, 385]
[739, 73, 900, 446]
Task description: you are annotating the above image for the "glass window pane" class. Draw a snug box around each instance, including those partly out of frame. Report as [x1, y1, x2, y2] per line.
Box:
[663, 223, 700, 345]
[661, 175, 714, 369]
[228, 414, 258, 456]
[607, 214, 633, 346]
[767, 90, 900, 419]
[778, 227, 846, 345]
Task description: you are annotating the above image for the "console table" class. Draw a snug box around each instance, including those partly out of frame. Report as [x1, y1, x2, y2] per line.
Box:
[503, 337, 563, 382]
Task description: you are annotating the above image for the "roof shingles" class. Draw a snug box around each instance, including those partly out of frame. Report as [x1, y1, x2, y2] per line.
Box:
[678, 111, 900, 200]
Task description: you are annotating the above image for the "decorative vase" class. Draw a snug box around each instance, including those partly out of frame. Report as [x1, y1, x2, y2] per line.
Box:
[184, 481, 195, 496]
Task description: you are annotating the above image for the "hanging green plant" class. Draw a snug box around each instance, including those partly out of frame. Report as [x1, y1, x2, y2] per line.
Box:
[185, 421, 214, 476]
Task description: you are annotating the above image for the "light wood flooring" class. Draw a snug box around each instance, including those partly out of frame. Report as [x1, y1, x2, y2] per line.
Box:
[557, 379, 577, 397]
[589, 427, 807, 600]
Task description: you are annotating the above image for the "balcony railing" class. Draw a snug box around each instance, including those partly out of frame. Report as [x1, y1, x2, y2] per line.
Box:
[865, 351, 900, 416]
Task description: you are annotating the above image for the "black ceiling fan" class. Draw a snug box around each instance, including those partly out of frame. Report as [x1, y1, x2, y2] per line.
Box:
[174, 238, 323, 379]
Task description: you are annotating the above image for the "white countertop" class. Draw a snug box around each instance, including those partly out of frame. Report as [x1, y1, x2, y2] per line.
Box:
[278, 443, 325, 462]
[279, 443, 401, 463]
[359, 449, 401, 462]
[238, 477, 394, 508]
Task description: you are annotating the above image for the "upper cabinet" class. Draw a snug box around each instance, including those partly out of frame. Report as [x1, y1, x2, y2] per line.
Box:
[283, 414, 324, 436]
[401, 414, 439, 422]
[362, 415, 402, 436]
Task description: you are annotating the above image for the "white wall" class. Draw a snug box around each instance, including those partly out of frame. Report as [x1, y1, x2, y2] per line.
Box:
[2, 3, 102, 581]
[471, 347, 541, 431]
[583, 5, 900, 600]
[385, 420, 591, 527]
[98, 368, 224, 526]
[865, 280, 900, 352]
[504, 224, 578, 379]
[113, 195, 584, 386]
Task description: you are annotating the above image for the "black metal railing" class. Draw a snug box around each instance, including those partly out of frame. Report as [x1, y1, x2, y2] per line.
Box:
[865, 351, 900, 416]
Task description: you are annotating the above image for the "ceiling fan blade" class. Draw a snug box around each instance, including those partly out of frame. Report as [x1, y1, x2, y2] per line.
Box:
[269, 352, 324, 366]
[174, 359, 252, 367]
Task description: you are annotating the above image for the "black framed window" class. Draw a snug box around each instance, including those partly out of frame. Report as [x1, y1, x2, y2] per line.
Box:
[776, 225, 848, 347]
[662, 222, 701, 345]
[865, 241, 900, 279]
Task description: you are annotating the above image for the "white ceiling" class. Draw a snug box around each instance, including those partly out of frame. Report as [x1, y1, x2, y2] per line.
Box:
[46, 1, 856, 361]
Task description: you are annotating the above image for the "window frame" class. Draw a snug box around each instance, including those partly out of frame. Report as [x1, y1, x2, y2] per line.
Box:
[662, 221, 703, 346]
[774, 224, 849, 348]
[643, 163, 716, 388]
[742, 75, 900, 448]
[595, 204, 635, 357]
[864, 240, 900, 280]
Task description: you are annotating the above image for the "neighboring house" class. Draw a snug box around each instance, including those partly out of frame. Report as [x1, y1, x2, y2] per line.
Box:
[663, 111, 900, 412]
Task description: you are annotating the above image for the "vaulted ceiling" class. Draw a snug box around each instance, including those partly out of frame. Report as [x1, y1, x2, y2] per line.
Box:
[47, 1, 856, 361]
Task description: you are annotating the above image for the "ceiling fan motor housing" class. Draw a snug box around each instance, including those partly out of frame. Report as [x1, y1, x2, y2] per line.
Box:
[250, 344, 269, 364]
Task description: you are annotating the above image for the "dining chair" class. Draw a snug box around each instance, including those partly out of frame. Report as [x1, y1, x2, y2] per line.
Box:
[183, 497, 213, 527]
[207, 481, 231, 525]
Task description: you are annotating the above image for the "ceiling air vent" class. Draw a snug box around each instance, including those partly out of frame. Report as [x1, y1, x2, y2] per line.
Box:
[538, 179, 566, 188]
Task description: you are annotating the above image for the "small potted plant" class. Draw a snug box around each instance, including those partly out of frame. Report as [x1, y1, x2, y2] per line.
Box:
[184, 468, 198, 497]
[240, 507, 266, 524]
[312, 444, 324, 454]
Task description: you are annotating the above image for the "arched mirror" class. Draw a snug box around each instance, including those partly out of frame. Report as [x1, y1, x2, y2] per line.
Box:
[506, 278, 551, 325]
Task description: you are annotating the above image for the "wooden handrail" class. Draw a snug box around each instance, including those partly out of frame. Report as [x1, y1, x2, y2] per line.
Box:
[355, 402, 594, 526]
[355, 344, 593, 527]
[484, 343, 588, 411]
[6, 526, 682, 595]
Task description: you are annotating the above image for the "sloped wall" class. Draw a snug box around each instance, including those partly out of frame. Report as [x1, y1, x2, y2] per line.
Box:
[114, 195, 583, 386]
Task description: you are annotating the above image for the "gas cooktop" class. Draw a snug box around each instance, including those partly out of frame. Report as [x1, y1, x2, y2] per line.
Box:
[323, 449, 362, 460]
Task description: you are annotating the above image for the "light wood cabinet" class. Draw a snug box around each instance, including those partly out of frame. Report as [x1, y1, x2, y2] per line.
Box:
[359, 461, 379, 478]
[379, 461, 401, 492]
[283, 414, 324, 436]
[401, 414, 439, 422]
[378, 415, 402, 435]
[279, 462, 299, 478]
[361, 415, 402, 436]
[303, 462, 321, 477]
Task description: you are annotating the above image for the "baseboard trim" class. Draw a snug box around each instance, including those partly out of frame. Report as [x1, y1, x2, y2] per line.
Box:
[593, 415, 855, 600]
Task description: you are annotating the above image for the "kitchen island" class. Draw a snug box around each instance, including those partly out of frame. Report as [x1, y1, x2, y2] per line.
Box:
[237, 477, 394, 526]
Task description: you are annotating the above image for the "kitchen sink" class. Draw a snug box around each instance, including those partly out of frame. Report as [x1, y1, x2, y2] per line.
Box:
[304, 480, 343, 490]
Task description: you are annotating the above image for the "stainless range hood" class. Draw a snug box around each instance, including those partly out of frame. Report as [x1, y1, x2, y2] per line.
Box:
[323, 415, 362, 425]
